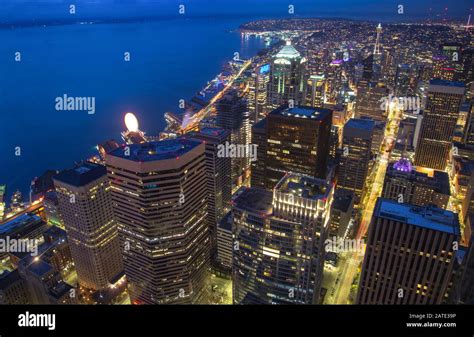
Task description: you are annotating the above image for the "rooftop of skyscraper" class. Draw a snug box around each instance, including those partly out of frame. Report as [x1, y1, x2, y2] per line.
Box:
[218, 212, 232, 232]
[53, 162, 107, 187]
[194, 127, 229, 138]
[0, 270, 21, 290]
[387, 160, 450, 195]
[232, 187, 273, 215]
[275, 174, 331, 201]
[252, 118, 267, 130]
[332, 188, 355, 212]
[345, 118, 375, 131]
[108, 138, 202, 162]
[49, 281, 74, 301]
[270, 105, 332, 120]
[274, 42, 301, 59]
[374, 198, 459, 235]
[429, 78, 465, 88]
[25, 259, 54, 278]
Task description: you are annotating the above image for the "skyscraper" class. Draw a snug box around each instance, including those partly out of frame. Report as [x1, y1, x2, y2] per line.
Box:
[17, 256, 76, 305]
[361, 55, 374, 82]
[337, 118, 375, 203]
[307, 74, 326, 107]
[43, 191, 63, 228]
[265, 105, 332, 189]
[190, 128, 232, 260]
[382, 159, 450, 209]
[233, 174, 333, 304]
[355, 82, 389, 122]
[248, 64, 270, 123]
[267, 41, 306, 109]
[395, 64, 419, 96]
[216, 213, 233, 271]
[250, 118, 267, 188]
[461, 48, 474, 85]
[357, 199, 460, 304]
[105, 138, 209, 304]
[451, 235, 474, 304]
[329, 188, 355, 237]
[53, 162, 123, 291]
[462, 89, 474, 145]
[215, 90, 251, 188]
[432, 55, 455, 81]
[439, 43, 464, 81]
[461, 168, 474, 222]
[0, 270, 29, 305]
[414, 79, 465, 170]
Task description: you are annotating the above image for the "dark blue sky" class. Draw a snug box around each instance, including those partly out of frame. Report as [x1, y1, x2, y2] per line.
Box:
[0, 0, 472, 23]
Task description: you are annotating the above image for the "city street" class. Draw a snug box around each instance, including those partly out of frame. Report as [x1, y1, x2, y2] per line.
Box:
[331, 103, 403, 304]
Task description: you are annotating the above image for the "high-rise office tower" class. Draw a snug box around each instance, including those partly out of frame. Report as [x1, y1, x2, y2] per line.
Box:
[329, 125, 340, 163]
[362, 55, 374, 81]
[250, 118, 267, 188]
[382, 159, 450, 209]
[395, 64, 418, 96]
[432, 55, 456, 81]
[215, 90, 251, 188]
[190, 128, 232, 259]
[105, 138, 209, 304]
[462, 95, 474, 145]
[325, 61, 344, 104]
[329, 188, 355, 237]
[267, 41, 306, 110]
[18, 257, 76, 305]
[43, 191, 63, 228]
[446, 213, 474, 304]
[0, 270, 29, 304]
[53, 162, 123, 291]
[337, 118, 375, 203]
[355, 82, 389, 122]
[216, 213, 233, 271]
[382, 47, 396, 85]
[461, 168, 474, 222]
[461, 48, 474, 85]
[414, 79, 465, 170]
[357, 199, 460, 304]
[307, 74, 326, 107]
[265, 105, 332, 189]
[452, 235, 474, 304]
[233, 174, 333, 304]
[248, 64, 270, 123]
[439, 43, 464, 81]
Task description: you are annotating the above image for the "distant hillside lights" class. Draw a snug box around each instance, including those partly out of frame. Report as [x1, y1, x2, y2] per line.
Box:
[217, 142, 258, 162]
[55, 94, 95, 115]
